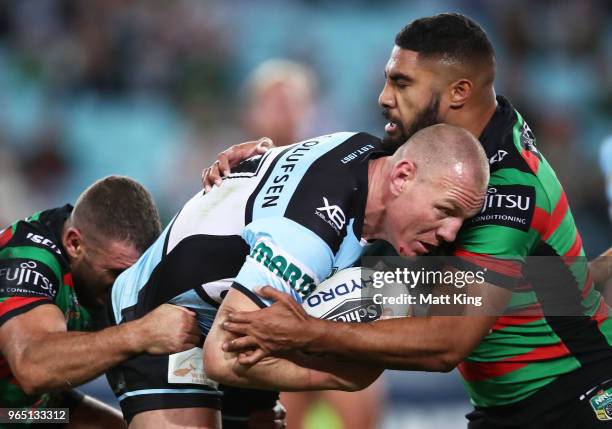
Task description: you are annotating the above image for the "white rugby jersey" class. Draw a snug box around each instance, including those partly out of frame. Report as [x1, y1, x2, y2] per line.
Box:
[110, 132, 380, 334]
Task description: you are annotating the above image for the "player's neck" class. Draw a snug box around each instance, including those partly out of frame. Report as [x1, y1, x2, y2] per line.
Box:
[362, 158, 388, 240]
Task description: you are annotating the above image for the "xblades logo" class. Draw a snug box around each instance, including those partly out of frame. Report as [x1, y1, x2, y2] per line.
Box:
[316, 197, 346, 232]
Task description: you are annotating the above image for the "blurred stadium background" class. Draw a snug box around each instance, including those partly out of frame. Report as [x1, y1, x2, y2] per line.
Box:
[0, 1, 610, 428]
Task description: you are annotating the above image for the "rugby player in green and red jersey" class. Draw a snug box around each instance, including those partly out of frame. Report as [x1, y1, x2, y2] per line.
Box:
[0, 176, 201, 428]
[206, 13, 612, 429]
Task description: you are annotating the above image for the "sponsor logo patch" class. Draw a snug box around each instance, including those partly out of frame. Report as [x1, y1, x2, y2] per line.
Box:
[0, 260, 56, 298]
[589, 388, 612, 421]
[168, 347, 218, 388]
[469, 185, 535, 232]
[249, 240, 317, 298]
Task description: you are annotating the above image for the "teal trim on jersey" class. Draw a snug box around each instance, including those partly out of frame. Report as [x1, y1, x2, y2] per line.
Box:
[252, 132, 356, 219]
[168, 289, 219, 335]
[117, 388, 220, 402]
[111, 223, 170, 323]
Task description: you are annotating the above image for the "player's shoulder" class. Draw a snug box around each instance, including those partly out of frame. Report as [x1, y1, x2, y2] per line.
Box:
[282, 131, 381, 166]
[479, 98, 557, 218]
[483, 99, 541, 178]
[0, 206, 71, 286]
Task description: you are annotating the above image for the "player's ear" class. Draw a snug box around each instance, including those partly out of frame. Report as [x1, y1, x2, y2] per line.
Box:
[62, 226, 84, 259]
[389, 159, 416, 196]
[448, 78, 473, 109]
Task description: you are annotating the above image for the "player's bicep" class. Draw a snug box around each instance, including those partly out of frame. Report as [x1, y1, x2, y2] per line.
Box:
[454, 223, 535, 291]
[204, 287, 261, 382]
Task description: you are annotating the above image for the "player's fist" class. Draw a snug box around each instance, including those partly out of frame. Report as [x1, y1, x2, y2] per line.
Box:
[137, 304, 202, 355]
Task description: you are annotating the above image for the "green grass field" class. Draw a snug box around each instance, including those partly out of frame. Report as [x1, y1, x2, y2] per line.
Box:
[304, 400, 344, 429]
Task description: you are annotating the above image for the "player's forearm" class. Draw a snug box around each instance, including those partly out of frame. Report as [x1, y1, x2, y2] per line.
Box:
[303, 316, 473, 371]
[205, 303, 380, 391]
[211, 351, 380, 392]
[18, 321, 144, 394]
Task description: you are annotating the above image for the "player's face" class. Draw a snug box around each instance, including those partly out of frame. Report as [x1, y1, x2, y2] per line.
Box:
[379, 47, 445, 149]
[71, 239, 140, 308]
[386, 168, 485, 256]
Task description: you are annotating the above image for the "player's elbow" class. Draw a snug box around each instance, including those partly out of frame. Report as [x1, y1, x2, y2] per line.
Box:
[20, 379, 46, 396]
[203, 338, 232, 384]
[336, 367, 382, 392]
[428, 350, 464, 373]
[13, 360, 50, 395]
[431, 357, 457, 373]
[204, 357, 232, 385]
[341, 375, 375, 392]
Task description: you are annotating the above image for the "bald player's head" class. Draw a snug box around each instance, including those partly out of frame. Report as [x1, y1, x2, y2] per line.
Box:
[370, 123, 489, 256]
[392, 123, 489, 189]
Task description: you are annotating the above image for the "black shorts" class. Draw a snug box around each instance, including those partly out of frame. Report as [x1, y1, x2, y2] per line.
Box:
[105, 348, 222, 424]
[104, 289, 222, 424]
[467, 360, 612, 428]
[220, 386, 280, 429]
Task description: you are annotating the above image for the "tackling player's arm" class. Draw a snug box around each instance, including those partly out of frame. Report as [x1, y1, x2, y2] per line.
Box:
[224, 277, 511, 371]
[225, 190, 533, 370]
[0, 302, 200, 395]
[201, 138, 274, 192]
[203, 287, 382, 391]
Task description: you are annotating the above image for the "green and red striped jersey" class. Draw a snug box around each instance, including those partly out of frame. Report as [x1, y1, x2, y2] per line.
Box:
[0, 205, 92, 409]
[455, 96, 612, 407]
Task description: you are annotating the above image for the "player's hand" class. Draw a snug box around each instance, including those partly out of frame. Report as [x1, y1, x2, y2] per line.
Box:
[201, 137, 274, 192]
[136, 304, 201, 354]
[222, 286, 318, 365]
[248, 401, 287, 429]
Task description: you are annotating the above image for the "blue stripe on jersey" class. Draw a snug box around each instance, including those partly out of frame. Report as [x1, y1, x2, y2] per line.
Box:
[251, 132, 356, 219]
[111, 223, 170, 323]
[168, 289, 218, 335]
